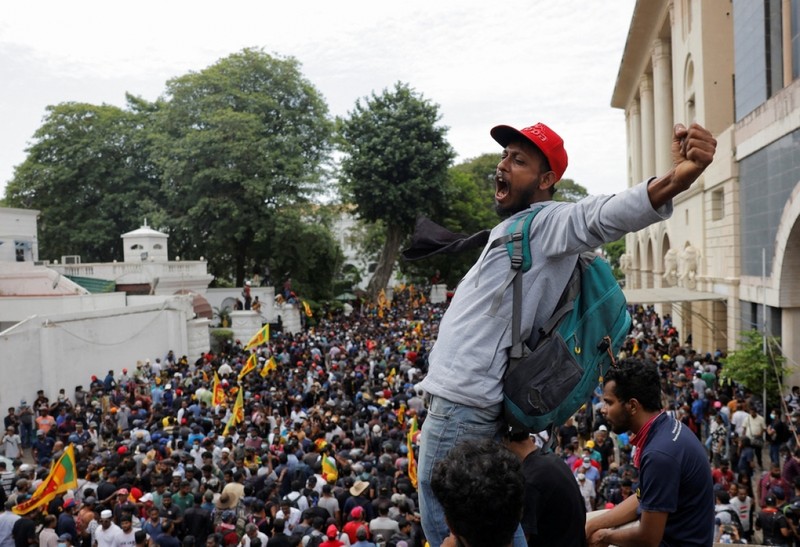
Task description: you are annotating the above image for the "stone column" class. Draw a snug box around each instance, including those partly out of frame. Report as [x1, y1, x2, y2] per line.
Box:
[629, 100, 642, 185]
[639, 74, 656, 179]
[652, 39, 674, 174]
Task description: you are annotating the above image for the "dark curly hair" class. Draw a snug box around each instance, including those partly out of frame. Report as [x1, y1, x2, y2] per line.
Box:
[604, 358, 663, 412]
[430, 439, 523, 547]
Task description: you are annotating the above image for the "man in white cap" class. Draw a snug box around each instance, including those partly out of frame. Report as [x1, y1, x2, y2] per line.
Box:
[415, 120, 717, 546]
[93, 510, 122, 547]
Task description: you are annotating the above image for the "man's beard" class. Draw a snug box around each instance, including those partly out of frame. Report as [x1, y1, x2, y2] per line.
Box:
[494, 176, 540, 218]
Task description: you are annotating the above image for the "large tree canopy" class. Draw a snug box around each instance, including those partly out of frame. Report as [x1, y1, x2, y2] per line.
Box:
[4, 102, 162, 262]
[152, 48, 334, 285]
[338, 82, 455, 297]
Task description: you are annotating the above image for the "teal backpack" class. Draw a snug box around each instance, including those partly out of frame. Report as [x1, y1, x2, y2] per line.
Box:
[487, 206, 631, 435]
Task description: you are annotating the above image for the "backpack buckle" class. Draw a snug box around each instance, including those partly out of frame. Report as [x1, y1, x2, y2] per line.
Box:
[510, 255, 523, 269]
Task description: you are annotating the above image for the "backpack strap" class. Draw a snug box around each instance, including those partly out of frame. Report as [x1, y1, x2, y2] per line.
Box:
[492, 207, 547, 360]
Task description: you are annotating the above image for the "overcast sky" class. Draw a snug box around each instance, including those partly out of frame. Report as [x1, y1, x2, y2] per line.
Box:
[0, 0, 637, 200]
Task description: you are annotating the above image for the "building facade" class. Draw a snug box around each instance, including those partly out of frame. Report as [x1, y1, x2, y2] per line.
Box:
[614, 0, 800, 378]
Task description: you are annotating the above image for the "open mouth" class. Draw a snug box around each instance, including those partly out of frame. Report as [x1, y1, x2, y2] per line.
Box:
[495, 172, 509, 201]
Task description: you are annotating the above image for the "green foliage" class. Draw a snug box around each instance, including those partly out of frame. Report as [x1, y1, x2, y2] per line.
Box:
[4, 102, 164, 262]
[338, 82, 455, 228]
[267, 206, 344, 301]
[209, 329, 234, 353]
[400, 153, 498, 287]
[150, 48, 333, 285]
[338, 82, 455, 295]
[553, 178, 589, 203]
[721, 330, 789, 407]
[603, 238, 626, 280]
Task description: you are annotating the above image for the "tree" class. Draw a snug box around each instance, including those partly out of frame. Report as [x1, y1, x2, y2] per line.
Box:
[4, 102, 163, 262]
[721, 330, 788, 409]
[338, 82, 455, 298]
[553, 178, 589, 203]
[267, 207, 343, 300]
[603, 238, 626, 280]
[399, 153, 497, 287]
[151, 48, 333, 285]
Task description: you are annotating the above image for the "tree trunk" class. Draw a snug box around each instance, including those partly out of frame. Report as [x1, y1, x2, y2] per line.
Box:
[367, 223, 404, 300]
[235, 251, 246, 288]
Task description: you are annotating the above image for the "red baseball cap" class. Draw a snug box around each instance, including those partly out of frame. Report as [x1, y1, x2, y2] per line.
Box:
[490, 122, 568, 182]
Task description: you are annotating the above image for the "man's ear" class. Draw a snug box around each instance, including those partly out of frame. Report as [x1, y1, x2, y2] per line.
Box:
[538, 171, 557, 192]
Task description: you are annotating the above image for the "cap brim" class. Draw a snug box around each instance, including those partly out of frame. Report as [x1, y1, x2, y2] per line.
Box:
[490, 125, 527, 149]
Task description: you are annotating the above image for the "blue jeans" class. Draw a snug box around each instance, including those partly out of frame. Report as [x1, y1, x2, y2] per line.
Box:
[418, 395, 527, 547]
[770, 442, 781, 466]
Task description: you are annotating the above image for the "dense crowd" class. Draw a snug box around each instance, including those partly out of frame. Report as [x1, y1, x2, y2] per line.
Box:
[0, 287, 438, 547]
[568, 304, 800, 545]
[1, 290, 798, 546]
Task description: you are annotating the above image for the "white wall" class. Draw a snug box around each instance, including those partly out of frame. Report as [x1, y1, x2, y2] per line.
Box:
[0, 293, 127, 323]
[0, 298, 198, 409]
[0, 207, 39, 263]
[206, 287, 276, 323]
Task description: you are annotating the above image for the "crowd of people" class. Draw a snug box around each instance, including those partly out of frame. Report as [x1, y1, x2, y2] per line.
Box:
[0, 286, 439, 547]
[1, 285, 797, 546]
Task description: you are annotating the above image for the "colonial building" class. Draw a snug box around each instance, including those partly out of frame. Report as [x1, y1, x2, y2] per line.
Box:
[614, 0, 800, 376]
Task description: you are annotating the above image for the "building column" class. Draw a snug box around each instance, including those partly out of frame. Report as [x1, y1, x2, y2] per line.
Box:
[639, 74, 656, 179]
[628, 100, 642, 185]
[783, 0, 793, 86]
[652, 39, 674, 174]
[783, 308, 800, 393]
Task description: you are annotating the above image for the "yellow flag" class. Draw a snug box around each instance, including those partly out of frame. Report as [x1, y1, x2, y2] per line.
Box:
[387, 367, 396, 386]
[378, 289, 388, 309]
[14, 445, 78, 515]
[302, 301, 313, 318]
[260, 356, 277, 378]
[407, 417, 419, 489]
[321, 455, 338, 484]
[212, 372, 226, 407]
[239, 353, 257, 380]
[223, 388, 245, 436]
[244, 324, 270, 351]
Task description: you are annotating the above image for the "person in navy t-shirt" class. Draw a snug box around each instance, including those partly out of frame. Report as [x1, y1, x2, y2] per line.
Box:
[586, 359, 714, 546]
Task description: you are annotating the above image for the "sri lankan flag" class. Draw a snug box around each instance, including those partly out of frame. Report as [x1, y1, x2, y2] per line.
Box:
[14, 444, 78, 515]
[222, 387, 245, 436]
[260, 356, 278, 378]
[244, 324, 269, 351]
[396, 404, 405, 426]
[212, 372, 226, 407]
[302, 301, 313, 318]
[377, 289, 388, 309]
[238, 353, 257, 380]
[321, 455, 338, 484]
[407, 416, 419, 489]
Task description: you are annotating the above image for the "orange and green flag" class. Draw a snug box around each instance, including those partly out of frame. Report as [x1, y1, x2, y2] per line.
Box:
[321, 455, 338, 484]
[14, 444, 78, 515]
[407, 416, 419, 489]
[223, 387, 245, 436]
[239, 353, 257, 380]
[244, 324, 269, 351]
[212, 372, 226, 407]
[260, 356, 277, 378]
[302, 301, 313, 318]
